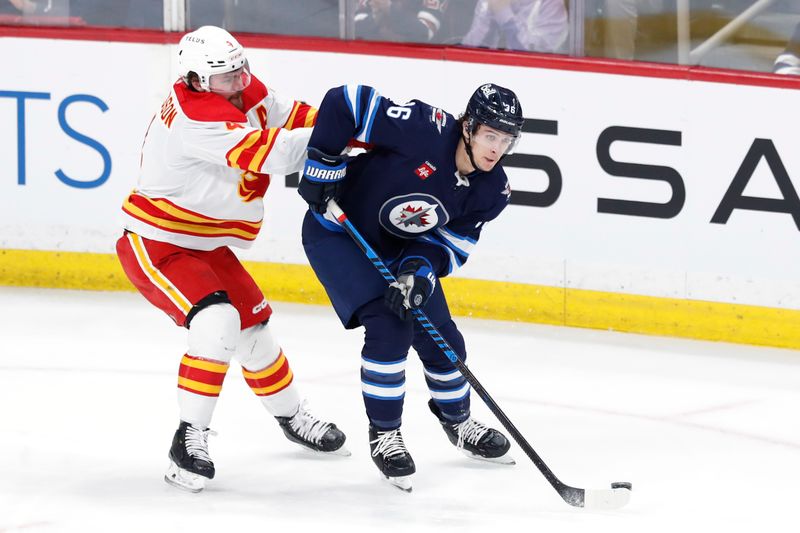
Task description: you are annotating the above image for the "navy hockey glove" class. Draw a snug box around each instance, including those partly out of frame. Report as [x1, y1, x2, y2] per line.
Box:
[298, 147, 347, 214]
[384, 258, 437, 320]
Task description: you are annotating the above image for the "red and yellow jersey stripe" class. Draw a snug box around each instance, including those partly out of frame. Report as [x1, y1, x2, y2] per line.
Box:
[122, 192, 262, 242]
[283, 101, 318, 130]
[225, 128, 281, 172]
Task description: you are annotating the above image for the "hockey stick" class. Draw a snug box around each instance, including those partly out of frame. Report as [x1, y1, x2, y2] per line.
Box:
[327, 199, 631, 510]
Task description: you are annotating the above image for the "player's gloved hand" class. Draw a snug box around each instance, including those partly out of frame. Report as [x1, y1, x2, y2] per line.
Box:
[298, 147, 347, 214]
[384, 258, 437, 320]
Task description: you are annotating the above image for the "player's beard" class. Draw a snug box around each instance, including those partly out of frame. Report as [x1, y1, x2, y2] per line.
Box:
[226, 91, 244, 110]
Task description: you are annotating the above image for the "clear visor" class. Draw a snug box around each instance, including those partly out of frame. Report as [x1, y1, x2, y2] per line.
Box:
[208, 64, 252, 95]
[471, 127, 520, 155]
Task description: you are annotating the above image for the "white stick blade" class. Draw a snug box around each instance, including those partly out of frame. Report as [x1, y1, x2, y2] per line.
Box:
[583, 486, 632, 510]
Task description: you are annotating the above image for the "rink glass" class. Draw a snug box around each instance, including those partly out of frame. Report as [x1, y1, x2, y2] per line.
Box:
[3, 1, 798, 74]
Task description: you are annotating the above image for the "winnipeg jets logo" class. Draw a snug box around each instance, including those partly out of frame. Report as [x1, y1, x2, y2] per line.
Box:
[395, 204, 438, 228]
[379, 194, 450, 238]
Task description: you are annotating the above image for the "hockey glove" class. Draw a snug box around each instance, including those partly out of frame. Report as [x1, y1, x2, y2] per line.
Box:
[384, 258, 437, 320]
[298, 147, 347, 214]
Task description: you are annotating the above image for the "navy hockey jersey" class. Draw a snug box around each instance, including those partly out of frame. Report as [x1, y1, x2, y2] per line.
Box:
[308, 85, 511, 277]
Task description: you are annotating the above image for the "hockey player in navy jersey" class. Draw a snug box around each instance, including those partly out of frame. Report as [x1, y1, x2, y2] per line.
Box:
[297, 82, 524, 491]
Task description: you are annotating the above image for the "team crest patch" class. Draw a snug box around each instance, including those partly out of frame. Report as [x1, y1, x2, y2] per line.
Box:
[414, 161, 437, 180]
[238, 171, 271, 202]
[379, 194, 450, 238]
[430, 107, 447, 133]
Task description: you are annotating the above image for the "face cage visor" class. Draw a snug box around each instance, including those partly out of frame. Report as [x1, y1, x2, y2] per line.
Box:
[470, 123, 521, 155]
[208, 62, 252, 95]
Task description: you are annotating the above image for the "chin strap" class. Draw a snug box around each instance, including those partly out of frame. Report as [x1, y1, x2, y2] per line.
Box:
[461, 132, 483, 179]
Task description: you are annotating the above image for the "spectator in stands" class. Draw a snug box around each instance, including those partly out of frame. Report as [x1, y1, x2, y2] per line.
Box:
[223, 0, 340, 38]
[354, 0, 448, 43]
[1, 0, 31, 13]
[461, 0, 568, 54]
[1, 0, 52, 15]
[774, 22, 800, 75]
[68, 0, 161, 28]
[602, 0, 665, 60]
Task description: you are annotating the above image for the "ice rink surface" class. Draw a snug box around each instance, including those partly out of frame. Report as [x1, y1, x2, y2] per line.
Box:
[1, 286, 799, 532]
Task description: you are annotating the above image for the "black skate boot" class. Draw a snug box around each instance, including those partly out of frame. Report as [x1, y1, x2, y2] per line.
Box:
[164, 421, 216, 493]
[369, 425, 416, 492]
[428, 399, 515, 465]
[276, 401, 350, 456]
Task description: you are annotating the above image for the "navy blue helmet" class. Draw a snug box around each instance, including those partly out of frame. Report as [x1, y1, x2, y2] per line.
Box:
[465, 83, 524, 136]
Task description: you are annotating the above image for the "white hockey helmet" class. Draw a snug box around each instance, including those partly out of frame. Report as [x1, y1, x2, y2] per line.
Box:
[177, 25, 250, 93]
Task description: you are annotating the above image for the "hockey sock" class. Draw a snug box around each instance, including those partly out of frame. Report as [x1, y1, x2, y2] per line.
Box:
[242, 350, 300, 417]
[356, 299, 414, 429]
[177, 354, 230, 428]
[423, 365, 471, 423]
[414, 319, 471, 422]
[361, 355, 407, 429]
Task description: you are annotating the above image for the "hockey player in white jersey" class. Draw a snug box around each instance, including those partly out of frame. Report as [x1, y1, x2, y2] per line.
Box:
[116, 25, 348, 493]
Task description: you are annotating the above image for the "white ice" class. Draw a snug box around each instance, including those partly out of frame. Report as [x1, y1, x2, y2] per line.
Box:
[1, 286, 798, 532]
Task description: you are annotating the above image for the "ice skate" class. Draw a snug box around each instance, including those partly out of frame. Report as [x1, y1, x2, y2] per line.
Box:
[429, 400, 515, 465]
[369, 425, 416, 492]
[164, 421, 216, 493]
[276, 401, 350, 456]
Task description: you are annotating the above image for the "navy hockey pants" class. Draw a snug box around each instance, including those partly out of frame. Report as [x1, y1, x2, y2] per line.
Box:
[302, 212, 471, 428]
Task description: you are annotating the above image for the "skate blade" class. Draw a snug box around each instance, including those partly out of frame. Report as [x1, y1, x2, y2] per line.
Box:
[296, 443, 352, 457]
[461, 449, 516, 465]
[382, 474, 413, 492]
[164, 462, 208, 493]
[327, 444, 352, 457]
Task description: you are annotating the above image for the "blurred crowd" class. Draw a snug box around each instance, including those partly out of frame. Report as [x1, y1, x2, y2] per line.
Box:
[3, 0, 800, 75]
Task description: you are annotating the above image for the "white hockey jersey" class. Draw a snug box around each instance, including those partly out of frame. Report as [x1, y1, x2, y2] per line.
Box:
[121, 75, 315, 250]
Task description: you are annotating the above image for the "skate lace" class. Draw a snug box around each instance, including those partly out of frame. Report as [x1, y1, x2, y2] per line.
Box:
[454, 418, 490, 449]
[370, 429, 408, 459]
[185, 425, 216, 462]
[289, 401, 333, 445]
